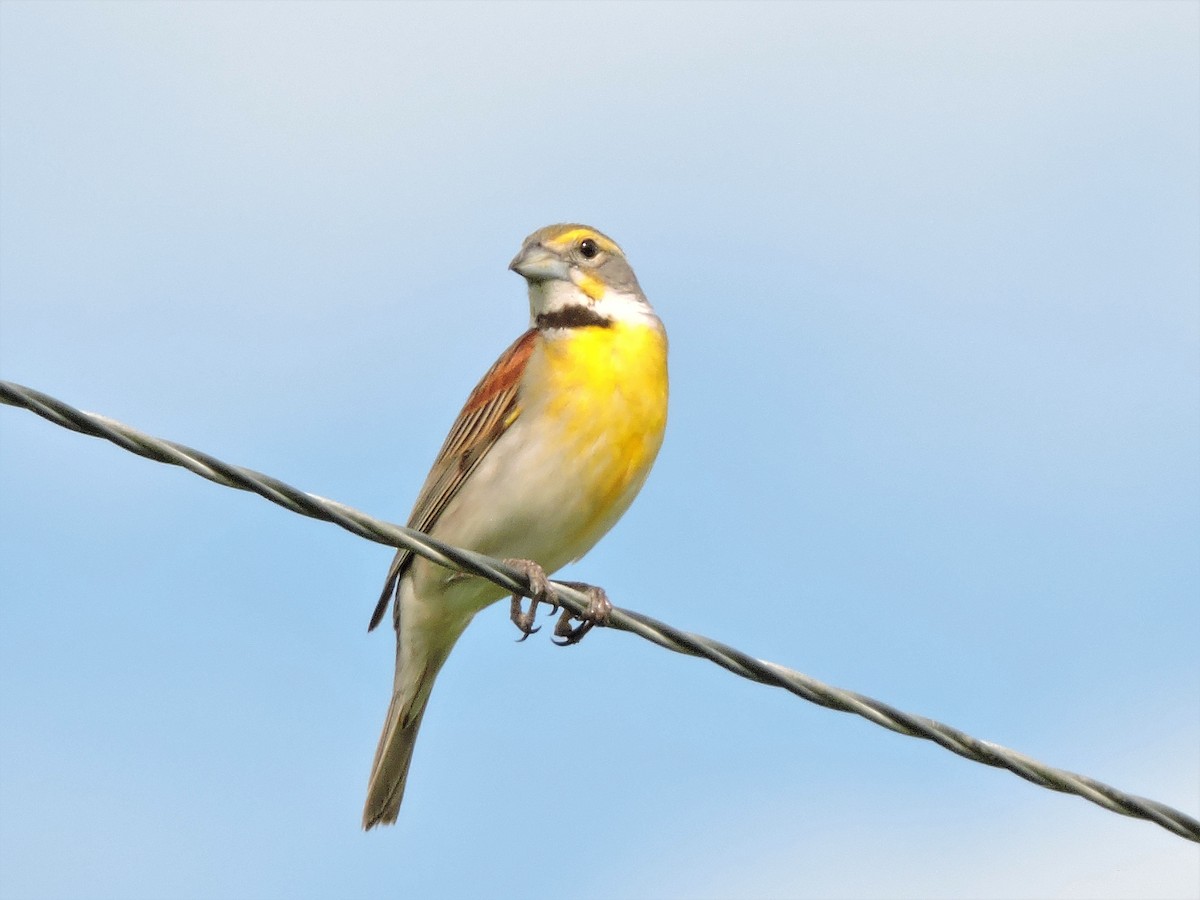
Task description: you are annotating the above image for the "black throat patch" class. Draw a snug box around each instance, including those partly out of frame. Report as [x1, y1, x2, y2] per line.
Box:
[536, 306, 613, 330]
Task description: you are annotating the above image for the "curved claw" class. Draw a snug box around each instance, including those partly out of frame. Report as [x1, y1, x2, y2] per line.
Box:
[550, 584, 612, 646]
[509, 594, 543, 640]
[552, 610, 595, 646]
[505, 558, 556, 642]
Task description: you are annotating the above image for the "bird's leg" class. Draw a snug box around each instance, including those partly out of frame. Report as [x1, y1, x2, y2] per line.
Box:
[551, 582, 613, 646]
[504, 558, 558, 642]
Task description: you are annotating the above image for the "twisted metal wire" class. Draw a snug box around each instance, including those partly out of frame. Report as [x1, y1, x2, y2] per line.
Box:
[2, 378, 1197, 844]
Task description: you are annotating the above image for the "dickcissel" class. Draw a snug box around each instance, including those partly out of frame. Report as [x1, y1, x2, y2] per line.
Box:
[362, 223, 669, 828]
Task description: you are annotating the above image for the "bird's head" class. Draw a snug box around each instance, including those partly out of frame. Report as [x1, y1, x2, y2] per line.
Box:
[509, 224, 654, 329]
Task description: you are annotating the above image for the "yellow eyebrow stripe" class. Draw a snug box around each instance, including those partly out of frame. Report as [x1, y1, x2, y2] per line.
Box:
[547, 228, 622, 255]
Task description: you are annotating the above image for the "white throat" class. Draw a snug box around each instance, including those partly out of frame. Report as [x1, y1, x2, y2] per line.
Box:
[525, 279, 658, 328]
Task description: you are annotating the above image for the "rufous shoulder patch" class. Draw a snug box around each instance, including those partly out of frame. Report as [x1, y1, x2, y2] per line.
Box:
[463, 328, 537, 415]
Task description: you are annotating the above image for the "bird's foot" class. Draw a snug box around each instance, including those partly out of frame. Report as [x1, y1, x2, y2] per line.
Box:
[552, 582, 613, 646]
[504, 558, 558, 642]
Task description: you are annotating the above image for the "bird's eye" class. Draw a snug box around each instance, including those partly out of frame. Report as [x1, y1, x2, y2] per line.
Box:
[579, 238, 599, 259]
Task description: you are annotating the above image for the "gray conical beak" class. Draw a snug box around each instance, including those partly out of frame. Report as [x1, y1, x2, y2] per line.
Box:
[509, 245, 569, 282]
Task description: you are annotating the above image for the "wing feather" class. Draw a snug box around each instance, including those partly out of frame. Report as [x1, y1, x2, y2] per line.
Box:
[368, 328, 538, 631]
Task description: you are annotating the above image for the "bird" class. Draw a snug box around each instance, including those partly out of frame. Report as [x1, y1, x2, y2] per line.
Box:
[362, 223, 669, 828]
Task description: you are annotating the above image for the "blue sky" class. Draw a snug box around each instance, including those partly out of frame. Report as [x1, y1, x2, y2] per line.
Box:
[1, 2, 1197, 898]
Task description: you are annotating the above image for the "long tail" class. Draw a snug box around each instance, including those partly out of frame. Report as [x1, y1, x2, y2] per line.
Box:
[362, 613, 464, 829]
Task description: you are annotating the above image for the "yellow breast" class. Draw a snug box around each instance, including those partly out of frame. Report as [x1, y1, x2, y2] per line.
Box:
[524, 319, 669, 547]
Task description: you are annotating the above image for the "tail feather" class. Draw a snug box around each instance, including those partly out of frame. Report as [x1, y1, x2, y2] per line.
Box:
[362, 678, 433, 828]
[363, 606, 467, 829]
